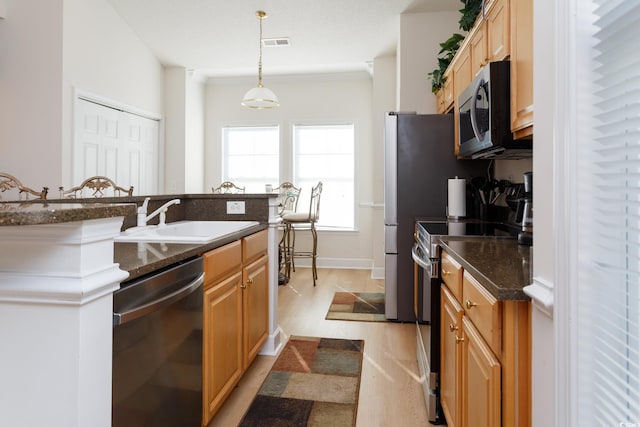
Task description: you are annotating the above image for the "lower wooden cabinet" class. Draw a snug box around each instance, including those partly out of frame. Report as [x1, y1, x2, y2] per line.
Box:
[202, 230, 269, 426]
[441, 286, 463, 427]
[461, 316, 501, 427]
[440, 251, 530, 427]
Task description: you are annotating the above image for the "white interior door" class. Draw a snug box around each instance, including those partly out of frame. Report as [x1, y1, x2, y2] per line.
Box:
[74, 98, 160, 196]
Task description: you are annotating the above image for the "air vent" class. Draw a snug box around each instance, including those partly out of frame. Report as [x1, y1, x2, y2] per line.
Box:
[262, 37, 290, 47]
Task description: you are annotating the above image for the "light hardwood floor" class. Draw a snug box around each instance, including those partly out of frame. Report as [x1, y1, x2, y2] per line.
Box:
[208, 268, 436, 427]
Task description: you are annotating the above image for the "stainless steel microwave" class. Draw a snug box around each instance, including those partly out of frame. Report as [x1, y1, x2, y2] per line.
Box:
[457, 60, 532, 159]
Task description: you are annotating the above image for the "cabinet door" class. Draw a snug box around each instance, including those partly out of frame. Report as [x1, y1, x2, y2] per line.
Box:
[462, 316, 501, 427]
[203, 271, 243, 425]
[443, 67, 454, 111]
[486, 0, 510, 61]
[453, 48, 472, 102]
[470, 22, 487, 78]
[436, 88, 446, 114]
[510, 0, 534, 137]
[441, 286, 463, 427]
[242, 254, 269, 369]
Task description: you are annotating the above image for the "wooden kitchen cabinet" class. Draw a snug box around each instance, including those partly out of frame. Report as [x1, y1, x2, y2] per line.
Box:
[470, 0, 510, 79]
[202, 229, 269, 426]
[461, 316, 501, 427]
[440, 250, 530, 427]
[486, 0, 510, 63]
[441, 285, 463, 427]
[510, 0, 534, 138]
[241, 230, 269, 370]
[469, 21, 487, 79]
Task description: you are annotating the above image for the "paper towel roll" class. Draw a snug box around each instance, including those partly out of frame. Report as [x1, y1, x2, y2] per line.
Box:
[448, 177, 466, 218]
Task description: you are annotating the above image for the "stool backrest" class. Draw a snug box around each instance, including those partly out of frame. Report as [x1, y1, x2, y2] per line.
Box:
[212, 181, 245, 194]
[308, 181, 322, 222]
[274, 182, 301, 213]
[0, 172, 48, 200]
[59, 176, 133, 198]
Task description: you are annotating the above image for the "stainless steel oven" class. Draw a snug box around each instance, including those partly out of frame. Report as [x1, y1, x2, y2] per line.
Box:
[412, 234, 443, 424]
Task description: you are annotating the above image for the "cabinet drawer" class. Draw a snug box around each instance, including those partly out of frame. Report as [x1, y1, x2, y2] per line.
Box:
[243, 229, 267, 262]
[203, 240, 242, 286]
[441, 251, 463, 302]
[462, 271, 502, 354]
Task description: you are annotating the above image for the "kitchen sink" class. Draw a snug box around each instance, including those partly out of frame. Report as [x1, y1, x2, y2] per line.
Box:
[115, 220, 260, 244]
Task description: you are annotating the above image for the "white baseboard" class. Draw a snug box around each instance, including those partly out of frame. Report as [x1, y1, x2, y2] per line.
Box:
[370, 266, 385, 280]
[293, 257, 372, 270]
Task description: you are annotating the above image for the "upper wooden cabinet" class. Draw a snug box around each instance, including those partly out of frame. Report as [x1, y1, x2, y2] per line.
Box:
[437, 67, 455, 114]
[510, 0, 533, 138]
[436, 0, 534, 149]
[486, 0, 510, 63]
[469, 22, 488, 79]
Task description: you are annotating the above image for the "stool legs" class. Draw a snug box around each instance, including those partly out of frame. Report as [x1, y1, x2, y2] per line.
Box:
[280, 221, 318, 286]
[310, 222, 317, 285]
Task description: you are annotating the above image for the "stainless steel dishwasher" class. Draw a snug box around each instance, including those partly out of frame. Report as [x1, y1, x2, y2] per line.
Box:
[112, 256, 204, 427]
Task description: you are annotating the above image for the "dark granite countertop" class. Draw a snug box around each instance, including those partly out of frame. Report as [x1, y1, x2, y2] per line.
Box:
[439, 238, 532, 301]
[0, 202, 136, 226]
[115, 223, 267, 283]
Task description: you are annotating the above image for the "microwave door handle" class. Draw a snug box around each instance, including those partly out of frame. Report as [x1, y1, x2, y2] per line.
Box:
[469, 77, 484, 142]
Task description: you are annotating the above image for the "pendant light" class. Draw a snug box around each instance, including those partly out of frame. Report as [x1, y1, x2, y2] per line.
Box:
[241, 10, 280, 109]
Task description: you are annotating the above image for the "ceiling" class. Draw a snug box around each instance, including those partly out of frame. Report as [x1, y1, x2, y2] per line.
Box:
[106, 0, 460, 78]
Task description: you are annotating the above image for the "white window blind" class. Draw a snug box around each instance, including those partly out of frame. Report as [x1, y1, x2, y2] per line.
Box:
[576, 0, 640, 423]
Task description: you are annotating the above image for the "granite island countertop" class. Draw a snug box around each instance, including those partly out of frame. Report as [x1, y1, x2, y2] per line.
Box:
[0, 201, 136, 226]
[0, 201, 268, 283]
[439, 238, 532, 301]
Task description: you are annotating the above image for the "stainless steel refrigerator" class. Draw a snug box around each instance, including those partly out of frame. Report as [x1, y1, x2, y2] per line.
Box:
[384, 112, 489, 321]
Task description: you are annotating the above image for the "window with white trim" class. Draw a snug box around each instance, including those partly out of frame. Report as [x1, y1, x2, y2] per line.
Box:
[293, 124, 355, 230]
[221, 126, 279, 193]
[574, 0, 640, 423]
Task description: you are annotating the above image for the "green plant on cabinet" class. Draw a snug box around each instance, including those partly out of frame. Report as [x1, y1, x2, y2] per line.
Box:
[428, 0, 483, 94]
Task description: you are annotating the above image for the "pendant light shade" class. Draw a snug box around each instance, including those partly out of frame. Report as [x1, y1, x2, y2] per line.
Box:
[242, 10, 279, 109]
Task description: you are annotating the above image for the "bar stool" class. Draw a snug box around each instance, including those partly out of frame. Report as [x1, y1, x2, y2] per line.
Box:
[273, 182, 301, 285]
[281, 182, 322, 286]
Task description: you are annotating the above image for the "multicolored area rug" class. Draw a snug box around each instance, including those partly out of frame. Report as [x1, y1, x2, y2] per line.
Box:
[325, 292, 387, 322]
[239, 336, 364, 427]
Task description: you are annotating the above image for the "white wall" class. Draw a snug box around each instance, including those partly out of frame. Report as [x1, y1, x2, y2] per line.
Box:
[62, 0, 164, 189]
[530, 0, 556, 425]
[0, 0, 64, 188]
[205, 72, 376, 268]
[397, 11, 460, 113]
[186, 72, 206, 193]
[0, 0, 164, 190]
[163, 67, 206, 194]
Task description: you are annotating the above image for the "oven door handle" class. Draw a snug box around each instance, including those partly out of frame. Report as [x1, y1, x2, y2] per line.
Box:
[412, 243, 432, 271]
[113, 272, 204, 326]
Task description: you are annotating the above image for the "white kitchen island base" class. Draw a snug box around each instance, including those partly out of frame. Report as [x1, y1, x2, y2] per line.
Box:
[0, 216, 128, 427]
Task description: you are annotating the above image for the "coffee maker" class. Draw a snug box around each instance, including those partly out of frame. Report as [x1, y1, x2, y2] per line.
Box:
[517, 172, 533, 245]
[505, 172, 533, 245]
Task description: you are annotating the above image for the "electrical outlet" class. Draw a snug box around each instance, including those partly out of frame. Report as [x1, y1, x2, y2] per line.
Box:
[226, 201, 245, 215]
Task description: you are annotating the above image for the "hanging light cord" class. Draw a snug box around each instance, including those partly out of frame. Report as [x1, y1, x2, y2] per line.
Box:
[256, 11, 265, 88]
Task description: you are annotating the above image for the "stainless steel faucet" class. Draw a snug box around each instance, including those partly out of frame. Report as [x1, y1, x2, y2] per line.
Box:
[137, 197, 181, 227]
